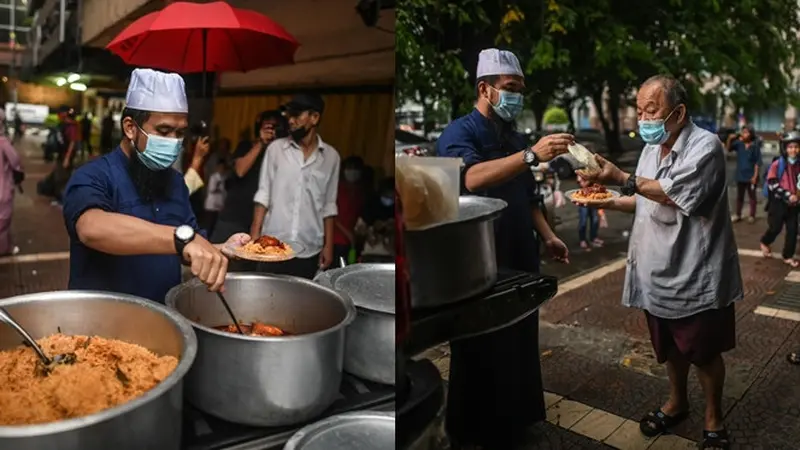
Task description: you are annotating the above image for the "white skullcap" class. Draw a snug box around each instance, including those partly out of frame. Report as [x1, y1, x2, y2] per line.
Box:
[476, 48, 524, 78]
[125, 68, 188, 114]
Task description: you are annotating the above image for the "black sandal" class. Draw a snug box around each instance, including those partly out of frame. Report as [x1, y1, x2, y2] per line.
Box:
[639, 409, 690, 437]
[702, 429, 730, 449]
[788, 352, 800, 365]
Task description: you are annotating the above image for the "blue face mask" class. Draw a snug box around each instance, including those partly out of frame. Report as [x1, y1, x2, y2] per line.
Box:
[133, 127, 183, 171]
[790, 157, 798, 164]
[638, 107, 680, 145]
[489, 87, 524, 122]
[380, 195, 395, 207]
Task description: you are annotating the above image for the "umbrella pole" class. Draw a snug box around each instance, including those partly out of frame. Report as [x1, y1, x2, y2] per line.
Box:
[202, 29, 208, 98]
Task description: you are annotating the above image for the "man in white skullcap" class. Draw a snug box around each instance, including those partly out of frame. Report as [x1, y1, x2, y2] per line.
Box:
[436, 49, 574, 449]
[62, 68, 249, 303]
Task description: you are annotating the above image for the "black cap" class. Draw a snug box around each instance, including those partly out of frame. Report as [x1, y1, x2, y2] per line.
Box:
[783, 130, 800, 144]
[282, 93, 325, 115]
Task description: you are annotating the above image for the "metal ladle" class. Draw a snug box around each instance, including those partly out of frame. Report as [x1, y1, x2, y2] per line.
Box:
[0, 307, 75, 372]
[216, 292, 245, 335]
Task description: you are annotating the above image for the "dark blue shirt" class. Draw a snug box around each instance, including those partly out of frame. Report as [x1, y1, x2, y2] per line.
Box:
[436, 109, 541, 272]
[731, 139, 762, 182]
[63, 147, 200, 303]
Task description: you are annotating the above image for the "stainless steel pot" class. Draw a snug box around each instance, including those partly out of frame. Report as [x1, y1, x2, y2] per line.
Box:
[0, 291, 197, 450]
[165, 273, 357, 427]
[314, 264, 395, 385]
[404, 196, 507, 309]
[283, 411, 395, 450]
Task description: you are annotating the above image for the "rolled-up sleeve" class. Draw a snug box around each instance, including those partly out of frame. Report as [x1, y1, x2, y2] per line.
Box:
[322, 153, 340, 218]
[659, 137, 725, 216]
[62, 164, 113, 238]
[253, 141, 277, 208]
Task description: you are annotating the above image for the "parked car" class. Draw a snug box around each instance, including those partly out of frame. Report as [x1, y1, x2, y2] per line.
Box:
[395, 129, 435, 156]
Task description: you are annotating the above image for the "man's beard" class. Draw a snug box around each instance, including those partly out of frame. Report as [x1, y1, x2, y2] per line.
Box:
[128, 152, 172, 203]
[487, 106, 517, 138]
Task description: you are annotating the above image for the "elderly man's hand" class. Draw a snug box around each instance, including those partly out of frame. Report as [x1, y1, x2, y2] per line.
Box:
[532, 133, 574, 162]
[577, 155, 628, 186]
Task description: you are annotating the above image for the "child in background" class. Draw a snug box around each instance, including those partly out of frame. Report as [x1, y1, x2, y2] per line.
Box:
[203, 160, 228, 238]
[577, 174, 604, 251]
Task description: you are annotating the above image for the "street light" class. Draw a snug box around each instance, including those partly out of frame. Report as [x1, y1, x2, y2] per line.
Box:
[69, 83, 87, 91]
[55, 77, 66, 86]
[67, 73, 80, 83]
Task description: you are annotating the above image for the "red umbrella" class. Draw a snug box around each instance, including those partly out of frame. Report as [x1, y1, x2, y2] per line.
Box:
[106, 1, 299, 93]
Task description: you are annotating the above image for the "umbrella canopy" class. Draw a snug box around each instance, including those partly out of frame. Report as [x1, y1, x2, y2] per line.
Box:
[106, 1, 299, 74]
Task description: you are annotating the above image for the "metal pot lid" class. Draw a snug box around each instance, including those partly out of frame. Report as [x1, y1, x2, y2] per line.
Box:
[316, 263, 394, 315]
[283, 411, 395, 450]
[408, 195, 508, 231]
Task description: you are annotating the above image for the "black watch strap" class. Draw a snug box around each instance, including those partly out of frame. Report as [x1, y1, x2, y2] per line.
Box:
[621, 174, 637, 196]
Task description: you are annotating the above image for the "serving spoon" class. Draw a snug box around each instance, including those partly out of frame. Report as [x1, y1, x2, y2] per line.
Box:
[0, 307, 76, 374]
[215, 292, 245, 335]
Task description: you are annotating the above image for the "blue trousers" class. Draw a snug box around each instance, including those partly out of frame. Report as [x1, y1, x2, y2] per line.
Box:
[578, 206, 598, 242]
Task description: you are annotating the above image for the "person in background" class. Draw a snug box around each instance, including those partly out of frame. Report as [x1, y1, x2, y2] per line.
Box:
[356, 176, 394, 262]
[100, 111, 114, 155]
[576, 173, 604, 251]
[62, 68, 248, 302]
[251, 94, 340, 278]
[726, 125, 761, 223]
[182, 127, 211, 198]
[210, 110, 287, 248]
[0, 111, 22, 256]
[81, 113, 93, 157]
[333, 156, 366, 265]
[436, 48, 570, 450]
[760, 131, 800, 267]
[203, 159, 228, 238]
[58, 106, 78, 171]
[12, 110, 22, 144]
[204, 137, 231, 182]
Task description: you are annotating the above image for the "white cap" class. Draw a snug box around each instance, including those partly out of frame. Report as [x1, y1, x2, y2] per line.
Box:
[125, 68, 188, 114]
[476, 48, 524, 78]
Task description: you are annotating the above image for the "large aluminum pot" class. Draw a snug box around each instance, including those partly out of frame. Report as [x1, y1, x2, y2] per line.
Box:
[405, 196, 507, 309]
[283, 411, 395, 450]
[0, 290, 197, 450]
[314, 264, 395, 385]
[165, 273, 357, 427]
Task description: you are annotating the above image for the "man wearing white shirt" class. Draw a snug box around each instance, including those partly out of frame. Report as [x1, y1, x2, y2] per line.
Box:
[251, 94, 340, 278]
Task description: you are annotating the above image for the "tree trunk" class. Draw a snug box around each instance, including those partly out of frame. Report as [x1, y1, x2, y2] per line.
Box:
[605, 86, 624, 154]
[532, 103, 547, 132]
[591, 88, 612, 143]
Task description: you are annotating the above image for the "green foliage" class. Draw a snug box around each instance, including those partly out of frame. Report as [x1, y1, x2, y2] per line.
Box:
[543, 106, 569, 125]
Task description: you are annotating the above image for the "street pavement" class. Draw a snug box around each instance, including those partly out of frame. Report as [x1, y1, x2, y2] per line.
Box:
[5, 138, 800, 448]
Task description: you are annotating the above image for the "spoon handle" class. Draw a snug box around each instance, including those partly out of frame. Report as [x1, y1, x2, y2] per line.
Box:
[0, 307, 51, 364]
[215, 292, 245, 335]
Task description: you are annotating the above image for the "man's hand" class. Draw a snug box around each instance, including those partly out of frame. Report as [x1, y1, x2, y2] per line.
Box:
[544, 236, 569, 263]
[183, 235, 228, 292]
[577, 155, 627, 185]
[750, 175, 758, 186]
[62, 159, 70, 170]
[790, 195, 798, 205]
[194, 136, 210, 161]
[260, 125, 275, 144]
[220, 233, 251, 258]
[532, 133, 574, 162]
[319, 243, 334, 269]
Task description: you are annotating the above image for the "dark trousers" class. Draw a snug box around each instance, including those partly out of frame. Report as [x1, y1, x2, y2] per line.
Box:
[258, 253, 320, 279]
[578, 206, 598, 242]
[446, 311, 545, 449]
[735, 182, 757, 218]
[333, 244, 351, 267]
[761, 200, 799, 259]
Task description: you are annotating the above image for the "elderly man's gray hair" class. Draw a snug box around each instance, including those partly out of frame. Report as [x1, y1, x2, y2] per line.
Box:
[642, 75, 688, 110]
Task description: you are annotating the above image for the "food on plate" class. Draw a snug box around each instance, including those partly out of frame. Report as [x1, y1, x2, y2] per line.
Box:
[0, 334, 178, 425]
[214, 322, 288, 337]
[571, 183, 613, 201]
[238, 235, 294, 257]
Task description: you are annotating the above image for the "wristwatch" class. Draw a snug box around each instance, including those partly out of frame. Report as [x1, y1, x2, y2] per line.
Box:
[621, 174, 637, 196]
[174, 225, 196, 258]
[522, 148, 539, 167]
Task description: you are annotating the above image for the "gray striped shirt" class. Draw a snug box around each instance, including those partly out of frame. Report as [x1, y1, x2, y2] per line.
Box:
[622, 122, 743, 319]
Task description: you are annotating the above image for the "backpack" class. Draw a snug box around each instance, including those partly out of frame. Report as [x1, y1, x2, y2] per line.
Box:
[763, 156, 786, 198]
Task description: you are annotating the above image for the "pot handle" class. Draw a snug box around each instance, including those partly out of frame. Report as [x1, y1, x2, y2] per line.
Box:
[337, 290, 358, 327]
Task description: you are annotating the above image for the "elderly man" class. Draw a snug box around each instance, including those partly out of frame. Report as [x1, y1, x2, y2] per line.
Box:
[437, 48, 571, 450]
[578, 75, 741, 450]
[63, 69, 249, 303]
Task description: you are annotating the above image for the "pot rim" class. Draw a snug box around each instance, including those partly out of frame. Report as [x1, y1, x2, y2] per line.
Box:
[165, 273, 357, 342]
[283, 410, 395, 450]
[0, 290, 198, 438]
[405, 195, 507, 232]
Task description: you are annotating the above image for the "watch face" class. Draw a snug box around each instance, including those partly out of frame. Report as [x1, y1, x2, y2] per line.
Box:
[176, 225, 194, 241]
[523, 150, 536, 164]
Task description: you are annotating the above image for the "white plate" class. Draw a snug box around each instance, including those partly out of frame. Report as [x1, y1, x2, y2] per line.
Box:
[224, 240, 305, 262]
[564, 188, 621, 206]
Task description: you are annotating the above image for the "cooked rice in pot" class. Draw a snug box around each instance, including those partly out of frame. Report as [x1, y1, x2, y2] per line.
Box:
[0, 334, 178, 425]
